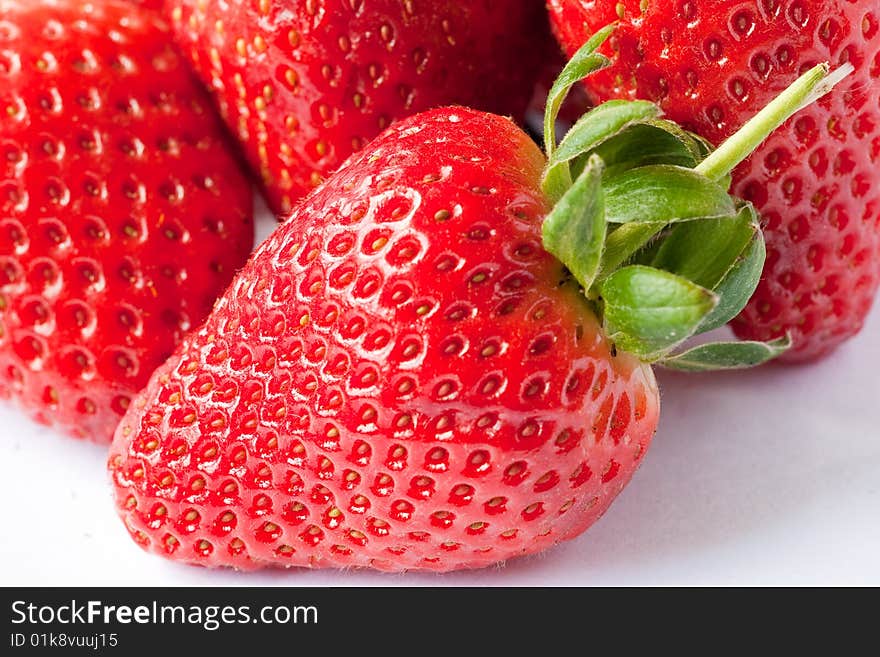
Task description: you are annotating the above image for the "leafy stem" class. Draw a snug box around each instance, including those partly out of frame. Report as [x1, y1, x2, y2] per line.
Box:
[539, 25, 852, 369]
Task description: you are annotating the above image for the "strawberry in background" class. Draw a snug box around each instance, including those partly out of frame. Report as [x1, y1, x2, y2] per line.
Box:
[548, 0, 880, 362]
[0, 0, 254, 441]
[166, 0, 551, 215]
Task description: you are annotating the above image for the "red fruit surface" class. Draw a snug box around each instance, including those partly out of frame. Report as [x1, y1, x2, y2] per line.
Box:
[131, 0, 165, 10]
[0, 0, 254, 441]
[166, 0, 551, 215]
[548, 0, 880, 361]
[109, 107, 659, 572]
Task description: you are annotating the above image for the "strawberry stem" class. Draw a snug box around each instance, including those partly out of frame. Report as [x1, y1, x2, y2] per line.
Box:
[695, 63, 851, 182]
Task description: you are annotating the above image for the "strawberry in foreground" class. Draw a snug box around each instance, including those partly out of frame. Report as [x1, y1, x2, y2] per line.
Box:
[109, 33, 844, 571]
[166, 0, 551, 215]
[0, 0, 254, 441]
[548, 0, 880, 361]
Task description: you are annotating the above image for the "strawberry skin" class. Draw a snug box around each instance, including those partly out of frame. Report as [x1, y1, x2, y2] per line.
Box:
[131, 0, 165, 9]
[548, 0, 880, 361]
[109, 107, 659, 572]
[166, 0, 550, 215]
[0, 0, 254, 441]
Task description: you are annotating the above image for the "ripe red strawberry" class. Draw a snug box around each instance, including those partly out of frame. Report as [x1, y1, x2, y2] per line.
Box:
[165, 0, 551, 215]
[0, 0, 254, 441]
[108, 44, 840, 570]
[548, 0, 880, 361]
[109, 107, 660, 571]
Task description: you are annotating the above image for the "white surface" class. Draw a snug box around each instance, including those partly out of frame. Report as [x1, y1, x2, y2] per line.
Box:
[1, 209, 878, 587]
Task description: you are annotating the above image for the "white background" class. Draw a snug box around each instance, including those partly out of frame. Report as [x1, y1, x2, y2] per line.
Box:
[1, 209, 878, 587]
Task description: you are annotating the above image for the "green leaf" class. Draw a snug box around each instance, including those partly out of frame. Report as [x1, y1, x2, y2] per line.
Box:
[599, 222, 667, 279]
[543, 101, 660, 199]
[604, 165, 737, 225]
[594, 121, 705, 178]
[541, 24, 614, 200]
[600, 265, 718, 360]
[658, 337, 791, 372]
[697, 222, 766, 333]
[544, 24, 616, 158]
[647, 209, 757, 290]
[594, 163, 746, 283]
[687, 131, 716, 162]
[542, 155, 607, 292]
[554, 101, 661, 165]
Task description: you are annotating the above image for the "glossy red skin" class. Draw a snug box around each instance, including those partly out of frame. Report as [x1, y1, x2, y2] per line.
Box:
[549, 0, 880, 361]
[131, 0, 165, 10]
[167, 0, 550, 215]
[109, 107, 660, 573]
[0, 0, 254, 441]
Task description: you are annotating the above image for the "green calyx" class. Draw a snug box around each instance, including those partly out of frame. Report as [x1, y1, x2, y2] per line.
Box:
[540, 26, 852, 370]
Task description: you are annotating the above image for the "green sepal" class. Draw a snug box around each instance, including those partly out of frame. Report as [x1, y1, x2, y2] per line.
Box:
[699, 233, 767, 333]
[593, 119, 707, 177]
[600, 265, 718, 360]
[596, 165, 743, 279]
[646, 207, 757, 291]
[697, 218, 766, 333]
[543, 100, 660, 200]
[541, 24, 615, 199]
[658, 336, 792, 372]
[604, 165, 737, 225]
[544, 23, 616, 158]
[542, 155, 606, 293]
[599, 222, 667, 279]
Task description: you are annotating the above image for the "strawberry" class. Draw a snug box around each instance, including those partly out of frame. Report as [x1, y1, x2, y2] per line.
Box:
[165, 0, 551, 215]
[108, 35, 841, 571]
[0, 0, 254, 441]
[547, 0, 880, 361]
